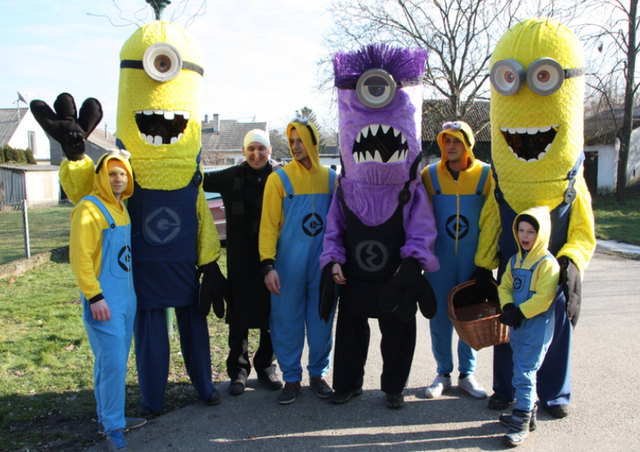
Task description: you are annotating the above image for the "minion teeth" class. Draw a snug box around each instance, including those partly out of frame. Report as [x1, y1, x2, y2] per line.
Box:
[500, 124, 559, 162]
[135, 109, 190, 145]
[353, 124, 408, 164]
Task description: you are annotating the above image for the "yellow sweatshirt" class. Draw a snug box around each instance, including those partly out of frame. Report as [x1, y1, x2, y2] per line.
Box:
[69, 154, 133, 301]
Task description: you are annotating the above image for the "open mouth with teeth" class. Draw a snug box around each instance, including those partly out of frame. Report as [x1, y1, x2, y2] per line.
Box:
[500, 125, 558, 162]
[135, 110, 190, 145]
[352, 124, 408, 164]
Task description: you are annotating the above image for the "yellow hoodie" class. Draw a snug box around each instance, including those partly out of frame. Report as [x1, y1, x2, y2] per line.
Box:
[259, 120, 336, 262]
[498, 206, 560, 319]
[69, 153, 134, 301]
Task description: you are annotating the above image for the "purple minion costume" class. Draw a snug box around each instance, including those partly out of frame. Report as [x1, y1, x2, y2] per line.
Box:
[319, 44, 439, 405]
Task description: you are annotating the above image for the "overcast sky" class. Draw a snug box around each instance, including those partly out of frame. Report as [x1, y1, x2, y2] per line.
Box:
[1, 0, 337, 133]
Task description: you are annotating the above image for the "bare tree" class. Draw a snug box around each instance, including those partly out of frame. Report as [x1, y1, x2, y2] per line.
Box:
[581, 0, 639, 202]
[325, 0, 572, 122]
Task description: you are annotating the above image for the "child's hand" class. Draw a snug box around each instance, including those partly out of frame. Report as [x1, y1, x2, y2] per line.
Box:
[499, 304, 524, 329]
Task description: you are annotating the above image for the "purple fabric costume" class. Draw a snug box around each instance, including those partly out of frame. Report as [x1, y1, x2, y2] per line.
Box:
[320, 45, 438, 273]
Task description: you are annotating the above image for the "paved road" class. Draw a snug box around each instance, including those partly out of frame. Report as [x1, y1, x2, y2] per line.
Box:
[88, 251, 640, 451]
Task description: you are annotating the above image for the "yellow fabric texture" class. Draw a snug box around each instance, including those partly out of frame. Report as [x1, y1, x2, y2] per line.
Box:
[117, 20, 203, 190]
[259, 120, 335, 262]
[69, 154, 133, 301]
[475, 17, 595, 275]
[498, 206, 560, 319]
[60, 156, 95, 205]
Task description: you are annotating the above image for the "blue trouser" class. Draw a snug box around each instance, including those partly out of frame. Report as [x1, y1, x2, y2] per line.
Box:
[134, 305, 214, 412]
[426, 164, 488, 375]
[508, 257, 555, 412]
[81, 196, 136, 436]
[493, 292, 571, 407]
[270, 169, 335, 382]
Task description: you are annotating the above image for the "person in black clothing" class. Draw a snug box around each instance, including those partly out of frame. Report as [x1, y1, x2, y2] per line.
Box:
[203, 129, 283, 395]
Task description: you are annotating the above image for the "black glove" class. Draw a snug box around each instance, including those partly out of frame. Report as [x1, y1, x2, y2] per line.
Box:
[318, 263, 338, 323]
[558, 256, 581, 327]
[198, 262, 229, 318]
[30, 93, 103, 161]
[379, 258, 436, 320]
[499, 303, 524, 329]
[470, 266, 498, 300]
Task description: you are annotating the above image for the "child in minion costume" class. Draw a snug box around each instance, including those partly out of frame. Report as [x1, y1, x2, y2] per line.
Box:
[497, 206, 560, 446]
[421, 120, 492, 399]
[474, 18, 596, 418]
[31, 13, 226, 415]
[69, 151, 143, 447]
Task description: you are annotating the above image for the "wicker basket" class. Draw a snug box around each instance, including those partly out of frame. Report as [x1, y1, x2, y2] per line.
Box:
[447, 279, 509, 351]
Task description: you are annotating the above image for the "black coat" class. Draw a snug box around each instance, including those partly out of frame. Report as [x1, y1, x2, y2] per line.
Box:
[203, 161, 277, 329]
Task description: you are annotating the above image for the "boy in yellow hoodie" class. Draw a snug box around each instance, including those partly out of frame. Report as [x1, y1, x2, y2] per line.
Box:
[497, 206, 560, 447]
[69, 152, 145, 449]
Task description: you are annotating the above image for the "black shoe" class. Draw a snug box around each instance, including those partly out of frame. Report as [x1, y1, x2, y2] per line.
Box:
[278, 382, 301, 405]
[309, 377, 333, 399]
[205, 389, 221, 406]
[386, 392, 404, 409]
[229, 378, 246, 396]
[257, 371, 283, 391]
[488, 393, 514, 410]
[503, 409, 531, 446]
[136, 402, 160, 418]
[545, 403, 570, 418]
[499, 404, 537, 431]
[329, 387, 363, 405]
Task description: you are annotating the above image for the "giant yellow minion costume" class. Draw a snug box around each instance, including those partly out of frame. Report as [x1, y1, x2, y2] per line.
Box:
[31, 17, 225, 414]
[475, 18, 595, 416]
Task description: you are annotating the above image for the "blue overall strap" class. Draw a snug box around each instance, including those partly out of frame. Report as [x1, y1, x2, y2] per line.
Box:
[475, 164, 490, 196]
[82, 195, 115, 229]
[276, 168, 294, 197]
[328, 169, 336, 194]
[510, 252, 552, 272]
[429, 164, 441, 195]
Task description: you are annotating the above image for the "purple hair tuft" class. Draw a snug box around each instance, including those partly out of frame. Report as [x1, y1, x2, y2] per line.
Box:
[333, 43, 427, 88]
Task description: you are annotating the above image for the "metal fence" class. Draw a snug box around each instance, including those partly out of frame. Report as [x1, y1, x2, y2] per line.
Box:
[0, 200, 73, 266]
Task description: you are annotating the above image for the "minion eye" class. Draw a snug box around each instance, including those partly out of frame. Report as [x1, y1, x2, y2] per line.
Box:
[526, 58, 564, 96]
[490, 59, 524, 96]
[356, 69, 396, 108]
[143, 43, 182, 82]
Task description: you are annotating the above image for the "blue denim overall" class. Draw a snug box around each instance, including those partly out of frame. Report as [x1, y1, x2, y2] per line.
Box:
[81, 196, 136, 435]
[270, 168, 335, 382]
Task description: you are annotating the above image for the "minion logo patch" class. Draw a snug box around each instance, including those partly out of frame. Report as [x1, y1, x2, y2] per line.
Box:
[445, 214, 469, 240]
[302, 213, 324, 236]
[145, 207, 181, 244]
[513, 276, 523, 292]
[355, 240, 389, 273]
[117, 245, 132, 272]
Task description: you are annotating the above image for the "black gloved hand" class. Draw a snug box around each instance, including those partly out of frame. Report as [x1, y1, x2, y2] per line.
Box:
[499, 303, 524, 329]
[198, 261, 229, 318]
[319, 263, 338, 323]
[416, 276, 437, 319]
[558, 256, 581, 327]
[30, 93, 102, 161]
[470, 266, 498, 300]
[379, 258, 434, 321]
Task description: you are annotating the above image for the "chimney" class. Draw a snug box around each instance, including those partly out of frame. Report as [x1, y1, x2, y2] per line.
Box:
[212, 114, 220, 134]
[204, 114, 208, 123]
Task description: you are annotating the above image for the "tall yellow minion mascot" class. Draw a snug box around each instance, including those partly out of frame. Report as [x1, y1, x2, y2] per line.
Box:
[31, 9, 226, 415]
[475, 18, 595, 419]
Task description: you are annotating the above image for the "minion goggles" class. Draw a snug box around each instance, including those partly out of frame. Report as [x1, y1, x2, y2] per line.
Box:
[491, 58, 584, 96]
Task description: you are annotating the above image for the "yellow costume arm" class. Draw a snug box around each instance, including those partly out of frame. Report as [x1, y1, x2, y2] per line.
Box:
[196, 187, 220, 266]
[475, 191, 501, 270]
[556, 180, 595, 277]
[69, 201, 107, 300]
[60, 156, 95, 205]
[498, 263, 514, 309]
[259, 172, 285, 262]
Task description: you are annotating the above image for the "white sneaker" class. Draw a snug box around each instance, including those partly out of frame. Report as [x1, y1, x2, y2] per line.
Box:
[458, 374, 488, 399]
[424, 374, 452, 399]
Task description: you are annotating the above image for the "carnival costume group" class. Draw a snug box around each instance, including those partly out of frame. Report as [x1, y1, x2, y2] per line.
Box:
[30, 7, 595, 448]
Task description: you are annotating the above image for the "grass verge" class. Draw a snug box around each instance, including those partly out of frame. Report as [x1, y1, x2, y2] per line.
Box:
[0, 251, 248, 451]
[592, 184, 640, 246]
